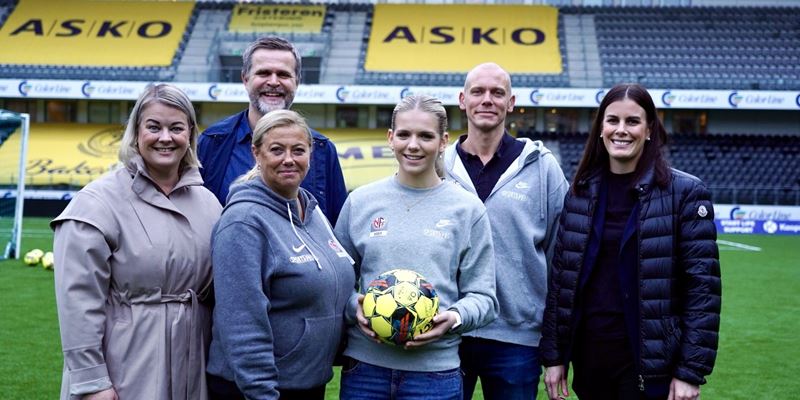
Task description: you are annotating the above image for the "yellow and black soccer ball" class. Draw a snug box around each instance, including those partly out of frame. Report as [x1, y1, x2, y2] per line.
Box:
[41, 252, 55, 270]
[23, 249, 44, 266]
[362, 269, 439, 346]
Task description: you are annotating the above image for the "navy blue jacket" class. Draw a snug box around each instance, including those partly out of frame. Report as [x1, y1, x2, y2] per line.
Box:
[197, 110, 347, 225]
[541, 167, 721, 393]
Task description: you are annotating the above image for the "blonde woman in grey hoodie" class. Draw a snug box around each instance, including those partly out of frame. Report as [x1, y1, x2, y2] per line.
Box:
[207, 110, 355, 400]
[335, 95, 498, 400]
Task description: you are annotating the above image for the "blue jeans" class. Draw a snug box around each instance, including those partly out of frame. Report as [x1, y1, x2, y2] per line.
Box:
[459, 337, 541, 400]
[340, 358, 463, 400]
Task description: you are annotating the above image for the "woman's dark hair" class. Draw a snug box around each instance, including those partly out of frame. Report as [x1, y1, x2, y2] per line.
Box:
[572, 83, 670, 193]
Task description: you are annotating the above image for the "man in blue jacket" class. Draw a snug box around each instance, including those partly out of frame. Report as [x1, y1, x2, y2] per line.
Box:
[198, 36, 347, 224]
[444, 63, 568, 400]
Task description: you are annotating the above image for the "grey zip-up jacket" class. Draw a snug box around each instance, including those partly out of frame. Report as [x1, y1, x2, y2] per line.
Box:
[207, 178, 355, 399]
[444, 137, 568, 347]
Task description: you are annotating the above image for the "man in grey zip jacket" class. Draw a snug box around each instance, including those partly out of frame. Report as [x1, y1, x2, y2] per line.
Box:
[444, 63, 569, 400]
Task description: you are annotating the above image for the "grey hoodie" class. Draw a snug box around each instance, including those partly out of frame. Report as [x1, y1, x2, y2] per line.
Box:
[444, 137, 568, 347]
[207, 178, 355, 399]
[335, 177, 498, 372]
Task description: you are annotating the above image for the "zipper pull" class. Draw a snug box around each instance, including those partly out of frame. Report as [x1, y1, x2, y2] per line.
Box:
[638, 375, 645, 392]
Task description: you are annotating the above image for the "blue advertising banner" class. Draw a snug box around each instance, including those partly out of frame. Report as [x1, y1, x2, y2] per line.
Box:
[716, 220, 800, 235]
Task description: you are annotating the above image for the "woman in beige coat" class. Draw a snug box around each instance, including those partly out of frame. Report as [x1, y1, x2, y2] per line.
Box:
[52, 84, 222, 400]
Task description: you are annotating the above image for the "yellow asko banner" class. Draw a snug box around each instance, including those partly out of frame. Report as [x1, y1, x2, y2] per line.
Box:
[229, 4, 326, 33]
[0, 0, 192, 66]
[365, 5, 562, 74]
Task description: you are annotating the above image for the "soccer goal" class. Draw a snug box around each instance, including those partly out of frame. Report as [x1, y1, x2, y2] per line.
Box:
[0, 110, 30, 260]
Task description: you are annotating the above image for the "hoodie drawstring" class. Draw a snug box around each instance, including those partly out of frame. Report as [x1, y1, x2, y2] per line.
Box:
[314, 208, 355, 265]
[287, 202, 322, 270]
[539, 163, 545, 220]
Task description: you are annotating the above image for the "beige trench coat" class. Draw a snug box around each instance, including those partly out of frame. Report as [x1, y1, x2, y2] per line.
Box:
[52, 157, 221, 400]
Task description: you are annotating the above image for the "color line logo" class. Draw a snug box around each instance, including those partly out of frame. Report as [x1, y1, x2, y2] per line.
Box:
[17, 80, 31, 96]
[336, 86, 349, 102]
[595, 89, 605, 104]
[728, 91, 743, 108]
[208, 84, 221, 100]
[529, 89, 543, 105]
[661, 90, 676, 107]
[81, 82, 95, 98]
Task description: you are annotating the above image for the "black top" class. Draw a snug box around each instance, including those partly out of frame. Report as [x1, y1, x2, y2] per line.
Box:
[455, 133, 524, 202]
[581, 171, 638, 341]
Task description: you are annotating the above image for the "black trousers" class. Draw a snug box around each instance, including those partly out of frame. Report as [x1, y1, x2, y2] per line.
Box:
[571, 337, 649, 400]
[207, 373, 326, 400]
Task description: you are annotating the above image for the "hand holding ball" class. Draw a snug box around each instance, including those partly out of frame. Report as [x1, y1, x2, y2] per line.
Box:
[362, 269, 439, 346]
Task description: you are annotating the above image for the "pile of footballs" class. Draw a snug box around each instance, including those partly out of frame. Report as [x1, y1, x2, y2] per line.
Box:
[23, 249, 54, 270]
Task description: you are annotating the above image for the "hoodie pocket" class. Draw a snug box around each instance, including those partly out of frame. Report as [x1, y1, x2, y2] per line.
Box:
[495, 254, 540, 326]
[276, 315, 340, 383]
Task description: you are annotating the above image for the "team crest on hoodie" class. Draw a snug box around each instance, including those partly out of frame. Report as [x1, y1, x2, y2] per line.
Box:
[370, 216, 388, 237]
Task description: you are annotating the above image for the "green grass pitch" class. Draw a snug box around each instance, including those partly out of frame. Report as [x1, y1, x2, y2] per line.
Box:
[1, 218, 798, 399]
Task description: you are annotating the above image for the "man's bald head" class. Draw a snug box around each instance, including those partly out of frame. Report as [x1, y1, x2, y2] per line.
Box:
[464, 63, 512, 93]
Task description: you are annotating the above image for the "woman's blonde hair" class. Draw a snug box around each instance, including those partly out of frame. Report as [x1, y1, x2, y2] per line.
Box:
[118, 83, 200, 169]
[237, 109, 313, 183]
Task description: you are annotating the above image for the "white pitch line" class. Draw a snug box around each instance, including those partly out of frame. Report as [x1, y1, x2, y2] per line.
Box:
[717, 239, 762, 252]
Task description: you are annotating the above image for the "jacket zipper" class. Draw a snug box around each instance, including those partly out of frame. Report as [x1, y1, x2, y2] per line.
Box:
[636, 185, 646, 392]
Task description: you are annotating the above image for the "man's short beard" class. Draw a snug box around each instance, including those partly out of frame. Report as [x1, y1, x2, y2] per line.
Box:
[249, 95, 294, 116]
[255, 100, 286, 115]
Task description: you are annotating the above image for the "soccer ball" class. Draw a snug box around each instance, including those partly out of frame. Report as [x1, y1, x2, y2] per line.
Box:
[23, 249, 44, 266]
[362, 269, 439, 346]
[41, 252, 55, 270]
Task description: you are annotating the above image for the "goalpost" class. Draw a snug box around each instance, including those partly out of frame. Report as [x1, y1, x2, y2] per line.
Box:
[0, 110, 30, 260]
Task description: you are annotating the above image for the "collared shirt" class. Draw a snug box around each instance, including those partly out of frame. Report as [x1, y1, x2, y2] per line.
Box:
[222, 114, 257, 194]
[455, 132, 524, 202]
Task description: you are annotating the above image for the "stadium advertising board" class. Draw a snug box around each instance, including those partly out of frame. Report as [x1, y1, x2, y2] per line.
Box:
[0, 0, 192, 66]
[228, 4, 326, 33]
[2, 79, 799, 111]
[364, 5, 562, 74]
[714, 205, 800, 235]
[0, 123, 118, 186]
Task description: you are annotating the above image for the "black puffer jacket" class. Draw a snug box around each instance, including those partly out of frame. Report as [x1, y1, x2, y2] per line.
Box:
[541, 167, 721, 389]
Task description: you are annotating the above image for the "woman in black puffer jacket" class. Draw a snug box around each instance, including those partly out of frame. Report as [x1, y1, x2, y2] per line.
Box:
[541, 83, 720, 400]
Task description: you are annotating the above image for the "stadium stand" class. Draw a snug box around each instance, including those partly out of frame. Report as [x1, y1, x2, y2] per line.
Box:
[193, 1, 334, 83]
[584, 6, 800, 90]
[0, 2, 13, 28]
[521, 129, 800, 205]
[175, 5, 227, 82]
[322, 3, 371, 84]
[4, 1, 796, 90]
[1, 1, 798, 206]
